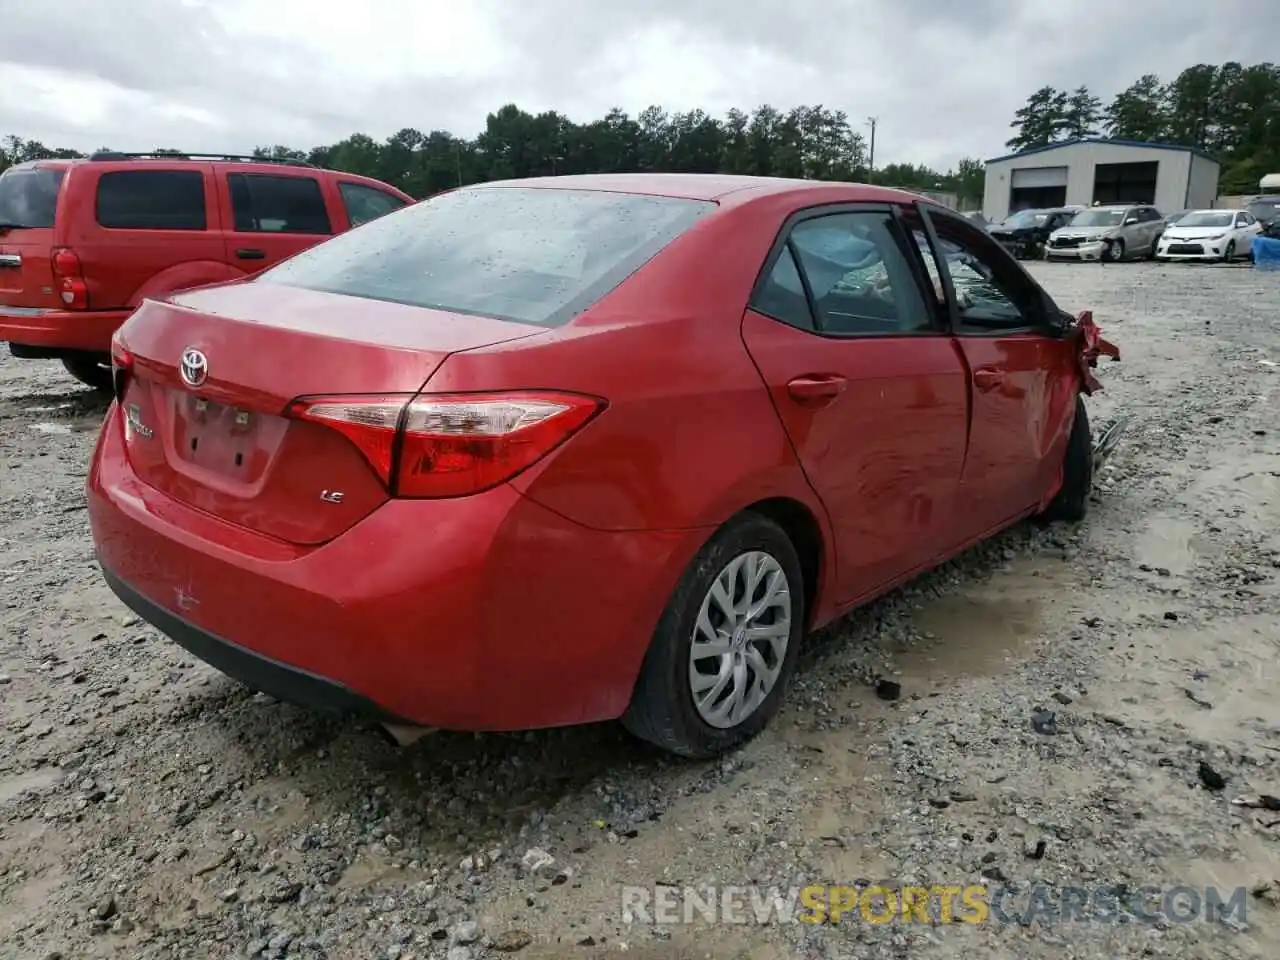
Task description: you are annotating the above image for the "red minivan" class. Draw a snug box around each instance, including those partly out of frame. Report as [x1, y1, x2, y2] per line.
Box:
[0, 152, 413, 389]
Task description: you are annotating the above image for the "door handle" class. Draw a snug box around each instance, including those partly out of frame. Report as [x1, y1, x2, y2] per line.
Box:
[235, 248, 266, 260]
[786, 374, 848, 405]
[973, 369, 1004, 391]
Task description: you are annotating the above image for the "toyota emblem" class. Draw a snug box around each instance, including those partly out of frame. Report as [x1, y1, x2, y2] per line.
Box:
[180, 347, 208, 388]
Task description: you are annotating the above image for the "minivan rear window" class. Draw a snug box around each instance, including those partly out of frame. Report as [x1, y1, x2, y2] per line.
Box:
[258, 186, 714, 327]
[0, 167, 65, 229]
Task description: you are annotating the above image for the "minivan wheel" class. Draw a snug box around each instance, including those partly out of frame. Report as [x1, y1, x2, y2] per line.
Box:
[622, 513, 805, 759]
[1037, 396, 1092, 524]
[61, 355, 113, 393]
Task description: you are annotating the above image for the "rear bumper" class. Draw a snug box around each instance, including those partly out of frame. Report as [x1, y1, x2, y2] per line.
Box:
[0, 306, 130, 352]
[101, 563, 406, 723]
[87, 405, 701, 731]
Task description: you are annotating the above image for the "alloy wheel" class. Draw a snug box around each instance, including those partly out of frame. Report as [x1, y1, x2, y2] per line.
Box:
[688, 551, 792, 729]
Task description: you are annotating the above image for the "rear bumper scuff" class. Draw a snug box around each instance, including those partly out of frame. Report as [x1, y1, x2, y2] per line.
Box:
[99, 561, 410, 724]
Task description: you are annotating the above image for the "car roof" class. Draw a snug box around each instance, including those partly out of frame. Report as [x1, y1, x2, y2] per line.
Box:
[476, 172, 933, 207]
[5, 154, 411, 197]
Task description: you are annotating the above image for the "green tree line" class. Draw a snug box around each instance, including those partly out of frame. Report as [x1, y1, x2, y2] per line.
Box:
[1006, 61, 1280, 194]
[1, 105, 985, 204]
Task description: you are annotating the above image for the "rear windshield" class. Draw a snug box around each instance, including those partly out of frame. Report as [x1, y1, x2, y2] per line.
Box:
[0, 167, 65, 229]
[257, 186, 714, 327]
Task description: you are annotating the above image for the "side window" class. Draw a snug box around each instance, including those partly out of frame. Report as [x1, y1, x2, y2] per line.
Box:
[95, 170, 207, 230]
[784, 211, 933, 335]
[917, 210, 1037, 328]
[1236, 213, 1250, 227]
[1143, 208, 1161, 222]
[752, 245, 816, 331]
[228, 174, 331, 234]
[339, 182, 408, 227]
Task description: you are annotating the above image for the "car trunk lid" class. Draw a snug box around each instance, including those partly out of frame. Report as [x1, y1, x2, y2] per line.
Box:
[116, 281, 547, 544]
[0, 165, 67, 308]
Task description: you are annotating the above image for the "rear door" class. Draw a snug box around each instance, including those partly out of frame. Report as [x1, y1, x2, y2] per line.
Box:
[216, 169, 334, 273]
[740, 204, 969, 604]
[0, 164, 68, 312]
[908, 204, 1069, 536]
[1137, 206, 1164, 251]
[81, 165, 224, 309]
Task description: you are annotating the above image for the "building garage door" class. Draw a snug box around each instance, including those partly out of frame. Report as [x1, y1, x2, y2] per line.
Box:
[1009, 166, 1068, 211]
[1093, 161, 1158, 204]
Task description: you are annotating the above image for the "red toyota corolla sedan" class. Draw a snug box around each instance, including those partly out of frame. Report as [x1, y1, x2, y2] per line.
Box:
[87, 174, 1118, 759]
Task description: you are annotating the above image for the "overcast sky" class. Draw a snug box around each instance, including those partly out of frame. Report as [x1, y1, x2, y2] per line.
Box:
[0, 0, 1275, 172]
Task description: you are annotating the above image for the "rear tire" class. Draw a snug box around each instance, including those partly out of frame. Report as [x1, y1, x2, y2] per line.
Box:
[1037, 396, 1092, 524]
[622, 512, 805, 759]
[61, 355, 113, 393]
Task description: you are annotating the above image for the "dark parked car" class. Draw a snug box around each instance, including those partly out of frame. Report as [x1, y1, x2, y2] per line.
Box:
[989, 207, 1081, 259]
[1245, 196, 1280, 229]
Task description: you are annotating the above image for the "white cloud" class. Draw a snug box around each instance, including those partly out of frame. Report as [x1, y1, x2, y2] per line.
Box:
[0, 0, 1274, 171]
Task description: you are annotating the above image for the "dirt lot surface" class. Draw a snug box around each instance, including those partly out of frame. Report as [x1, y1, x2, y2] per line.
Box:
[3, 260, 1280, 960]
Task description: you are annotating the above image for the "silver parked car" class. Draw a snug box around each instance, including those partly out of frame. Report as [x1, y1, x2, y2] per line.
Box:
[1044, 203, 1166, 262]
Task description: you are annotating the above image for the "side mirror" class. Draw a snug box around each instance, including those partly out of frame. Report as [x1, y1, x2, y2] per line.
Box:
[1124, 217, 1139, 225]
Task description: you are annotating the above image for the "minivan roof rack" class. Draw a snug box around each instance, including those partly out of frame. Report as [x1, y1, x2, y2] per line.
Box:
[86, 151, 314, 167]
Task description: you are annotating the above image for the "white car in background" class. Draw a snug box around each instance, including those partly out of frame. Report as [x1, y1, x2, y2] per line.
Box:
[1155, 209, 1263, 262]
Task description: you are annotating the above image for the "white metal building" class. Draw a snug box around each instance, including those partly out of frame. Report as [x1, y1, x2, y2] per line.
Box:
[982, 139, 1220, 222]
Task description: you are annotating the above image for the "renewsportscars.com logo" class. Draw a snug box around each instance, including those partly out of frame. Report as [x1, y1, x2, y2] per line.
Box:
[620, 883, 1251, 926]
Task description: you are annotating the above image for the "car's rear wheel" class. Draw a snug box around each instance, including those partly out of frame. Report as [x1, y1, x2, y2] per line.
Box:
[1037, 395, 1092, 524]
[622, 512, 805, 759]
[61, 354, 113, 393]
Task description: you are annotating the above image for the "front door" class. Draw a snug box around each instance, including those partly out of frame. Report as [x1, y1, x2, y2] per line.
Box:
[216, 171, 335, 275]
[740, 205, 969, 604]
[903, 205, 1067, 536]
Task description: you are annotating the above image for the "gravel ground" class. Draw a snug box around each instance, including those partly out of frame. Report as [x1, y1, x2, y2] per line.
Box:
[2, 260, 1280, 960]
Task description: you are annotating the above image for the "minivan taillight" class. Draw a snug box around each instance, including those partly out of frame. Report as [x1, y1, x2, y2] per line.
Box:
[285, 391, 605, 498]
[51, 246, 88, 309]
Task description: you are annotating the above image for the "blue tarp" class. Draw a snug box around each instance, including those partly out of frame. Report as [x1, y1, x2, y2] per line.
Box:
[1253, 235, 1280, 270]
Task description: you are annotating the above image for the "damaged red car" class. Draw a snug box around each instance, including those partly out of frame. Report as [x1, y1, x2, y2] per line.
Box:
[87, 174, 1118, 759]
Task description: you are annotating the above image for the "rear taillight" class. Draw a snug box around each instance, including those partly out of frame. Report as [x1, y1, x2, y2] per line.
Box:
[109, 329, 132, 402]
[51, 246, 88, 309]
[285, 391, 604, 498]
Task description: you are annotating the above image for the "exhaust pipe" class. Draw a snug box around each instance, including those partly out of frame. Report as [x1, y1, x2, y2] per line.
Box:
[378, 723, 438, 747]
